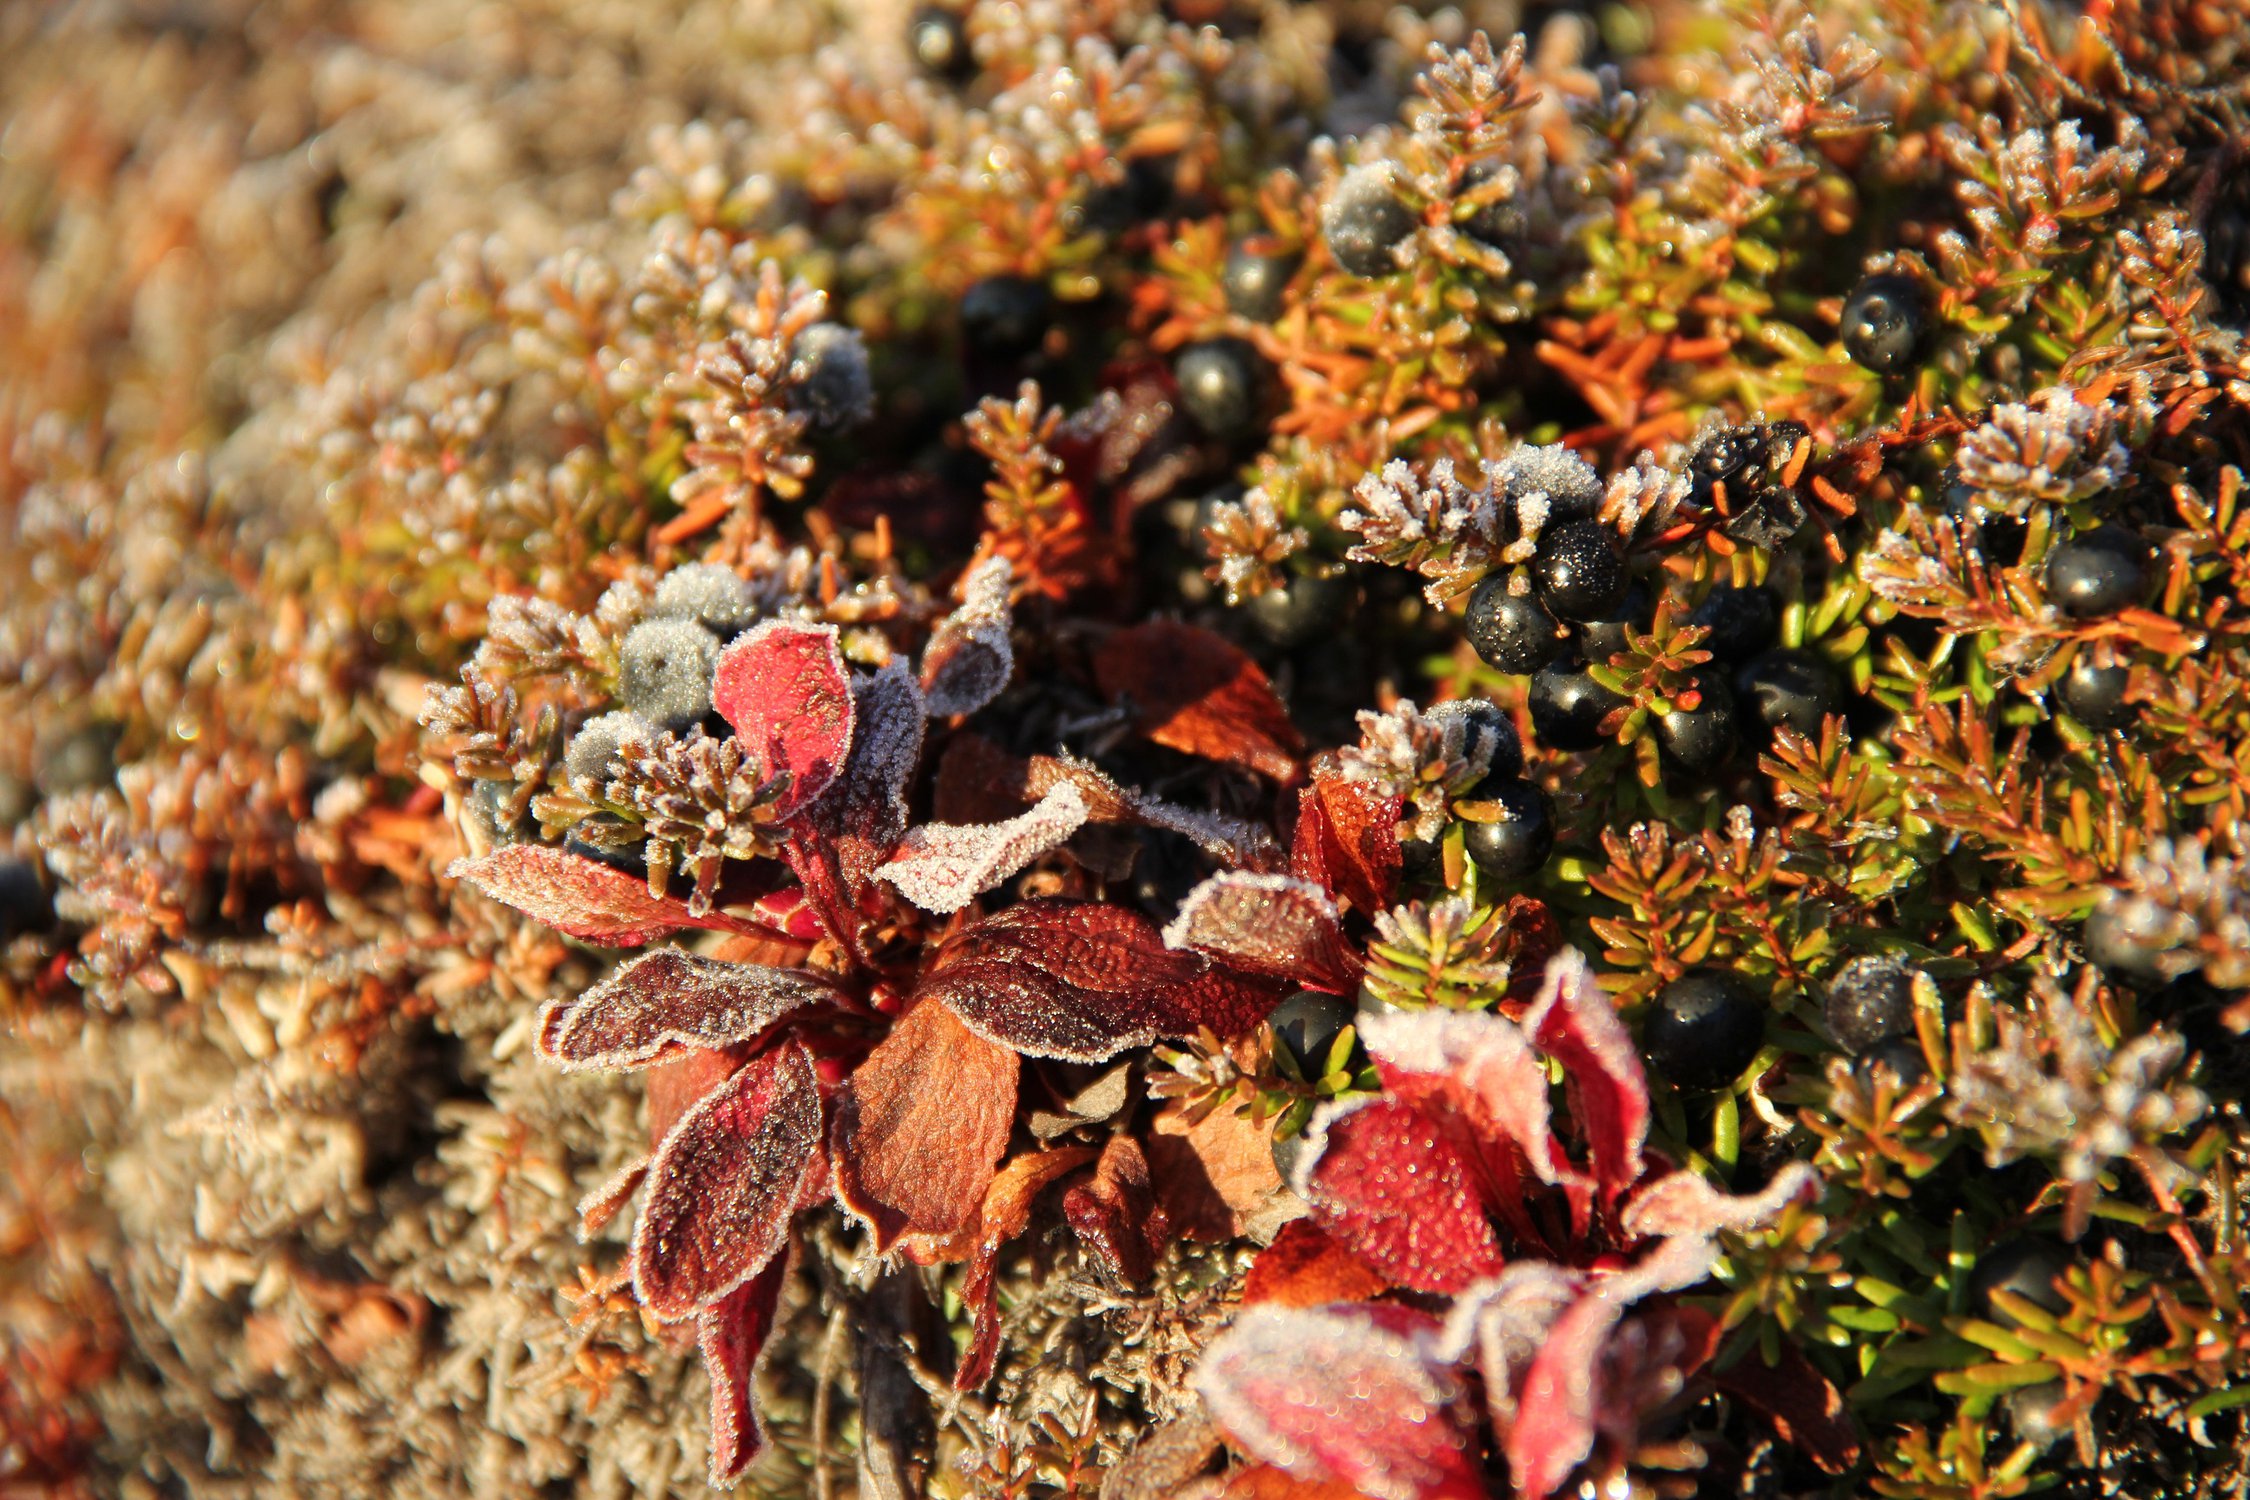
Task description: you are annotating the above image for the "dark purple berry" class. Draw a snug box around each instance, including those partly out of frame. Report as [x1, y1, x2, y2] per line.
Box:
[1840, 273, 1927, 375]
[1459, 776, 1554, 882]
[1573, 581, 1649, 666]
[1529, 661, 1625, 750]
[907, 5, 975, 81]
[960, 275, 1053, 363]
[1967, 1238, 2073, 1325]
[1430, 697, 1523, 780]
[1854, 1036, 1932, 1091]
[1735, 647, 1843, 740]
[1495, 443, 1603, 520]
[1655, 673, 1737, 774]
[1532, 518, 1628, 622]
[1223, 237, 1302, 321]
[1082, 154, 1177, 232]
[2045, 525, 2148, 618]
[1322, 164, 1416, 277]
[1644, 968, 1766, 1093]
[1398, 829, 1440, 878]
[565, 710, 656, 789]
[785, 323, 873, 427]
[1174, 336, 1268, 441]
[650, 563, 759, 637]
[1824, 955, 1916, 1054]
[1270, 990, 1352, 1072]
[1688, 584, 1779, 661]
[2056, 655, 2132, 729]
[0, 859, 53, 942]
[1245, 571, 1349, 648]
[1465, 575, 1564, 674]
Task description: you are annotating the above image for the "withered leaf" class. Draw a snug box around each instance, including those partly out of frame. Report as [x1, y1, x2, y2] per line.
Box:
[711, 621, 855, 819]
[1094, 620, 1304, 782]
[1165, 872, 1360, 995]
[1296, 1097, 1505, 1295]
[538, 948, 838, 1072]
[447, 845, 774, 947]
[1061, 1134, 1168, 1288]
[832, 998, 1019, 1252]
[1242, 1219, 1389, 1308]
[698, 1250, 793, 1485]
[921, 555, 1016, 718]
[1147, 1096, 1296, 1244]
[632, 1038, 825, 1321]
[875, 782, 1088, 915]
[1291, 773, 1403, 915]
[940, 1147, 1099, 1391]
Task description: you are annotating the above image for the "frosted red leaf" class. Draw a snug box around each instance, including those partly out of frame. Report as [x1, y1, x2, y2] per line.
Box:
[943, 1147, 1099, 1390]
[831, 997, 1018, 1251]
[1620, 1161, 1820, 1242]
[1061, 1134, 1168, 1288]
[646, 1044, 750, 1144]
[711, 620, 855, 820]
[1523, 948, 1649, 1201]
[446, 845, 774, 947]
[920, 898, 1278, 1062]
[698, 1250, 792, 1485]
[1164, 872, 1360, 995]
[1242, 1218, 1389, 1308]
[1193, 1304, 1484, 1500]
[781, 660, 926, 956]
[875, 781, 1088, 914]
[631, 1038, 825, 1322]
[1434, 1263, 1583, 1432]
[1295, 1096, 1505, 1295]
[536, 948, 837, 1072]
[921, 555, 1016, 718]
[1094, 620, 1304, 782]
[1291, 773, 1404, 914]
[576, 1154, 650, 1239]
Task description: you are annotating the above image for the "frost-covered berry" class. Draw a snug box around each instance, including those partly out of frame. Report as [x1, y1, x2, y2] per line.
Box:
[2056, 655, 2132, 729]
[1465, 575, 1564, 674]
[1244, 571, 1349, 648]
[1690, 584, 1779, 661]
[1824, 954, 1916, 1054]
[1174, 337, 1267, 442]
[1531, 518, 1628, 622]
[907, 5, 974, 81]
[1529, 660, 1624, 750]
[1494, 443, 1602, 520]
[786, 323, 873, 428]
[1222, 238, 1302, 321]
[649, 563, 759, 638]
[1460, 777, 1554, 882]
[1735, 648, 1842, 740]
[1840, 273, 1927, 375]
[1656, 673, 1737, 774]
[1322, 164, 1416, 277]
[1429, 696, 1524, 781]
[961, 274, 1053, 363]
[1967, 1238, 2073, 1325]
[618, 620, 720, 731]
[1644, 968, 1766, 1092]
[566, 709, 657, 789]
[2046, 525, 2149, 618]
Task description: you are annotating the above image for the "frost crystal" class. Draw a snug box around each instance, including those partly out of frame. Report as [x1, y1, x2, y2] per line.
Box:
[1341, 458, 1502, 602]
[1492, 442, 1601, 517]
[1200, 487, 1308, 602]
[1956, 388, 2132, 513]
[1339, 699, 1496, 842]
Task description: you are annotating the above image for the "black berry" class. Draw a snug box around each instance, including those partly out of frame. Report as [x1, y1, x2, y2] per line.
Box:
[1429, 697, 1524, 780]
[1398, 829, 1440, 878]
[1967, 1238, 2073, 1325]
[785, 323, 873, 427]
[1529, 660, 1625, 750]
[1735, 647, 1843, 741]
[1465, 575, 1564, 674]
[1244, 571, 1349, 648]
[1531, 518, 1629, 622]
[1655, 673, 1737, 775]
[1082, 154, 1176, 232]
[1494, 443, 1603, 521]
[618, 619, 721, 731]
[1269, 990, 1352, 1072]
[2056, 655, 2132, 729]
[1222, 237, 1302, 321]
[960, 274, 1053, 364]
[1644, 968, 1767, 1093]
[1840, 273, 1927, 375]
[1824, 954, 1916, 1054]
[907, 5, 975, 81]
[1322, 164, 1416, 277]
[1573, 581, 1649, 666]
[1689, 584, 1779, 661]
[1854, 1036, 1932, 1091]
[2045, 525, 2148, 618]
[1459, 777, 1554, 882]
[1174, 336, 1268, 442]
[0, 859, 53, 942]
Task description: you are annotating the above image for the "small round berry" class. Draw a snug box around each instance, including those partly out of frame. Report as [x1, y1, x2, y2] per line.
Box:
[1398, 829, 1440, 878]
[0, 859, 53, 942]
[1271, 1124, 1319, 1184]
[1688, 584, 1779, 662]
[1460, 777, 1555, 882]
[650, 563, 759, 638]
[1644, 968, 1767, 1093]
[786, 323, 873, 428]
[1465, 575, 1564, 674]
[1429, 697, 1524, 780]
[1245, 571, 1350, 648]
[1687, 424, 1764, 500]
[469, 779, 535, 849]
[1853, 1036, 1932, 1091]
[1824, 955, 1916, 1055]
[1494, 443, 1603, 521]
[1269, 990, 1353, 1072]
[1081, 154, 1177, 233]
[1967, 1237, 2073, 1325]
[960, 275, 1053, 364]
[1573, 581, 1649, 666]
[566, 820, 650, 879]
[1531, 518, 1629, 622]
[566, 709, 657, 790]
[1735, 648, 1843, 741]
[2045, 525, 2149, 618]
[1222, 238, 1302, 321]
[1529, 661, 1625, 750]
[2056, 655, 2132, 730]
[1174, 337, 1268, 442]
[907, 5, 975, 81]
[1840, 273, 1927, 375]
[618, 620, 721, 732]
[1322, 164, 1417, 277]
[1655, 673, 1738, 775]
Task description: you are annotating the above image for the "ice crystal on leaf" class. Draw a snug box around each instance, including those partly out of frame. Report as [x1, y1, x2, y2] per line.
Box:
[1957, 387, 2134, 513]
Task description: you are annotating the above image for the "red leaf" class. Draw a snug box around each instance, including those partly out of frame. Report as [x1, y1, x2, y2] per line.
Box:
[1710, 1335, 1862, 1474]
[875, 782, 1088, 914]
[1094, 620, 1304, 782]
[1061, 1134, 1168, 1287]
[1243, 1219, 1389, 1308]
[1434, 1262, 1583, 1434]
[711, 621, 855, 820]
[1296, 1097, 1505, 1295]
[632, 1039, 825, 1321]
[1194, 1304, 1483, 1500]
[936, 1147, 1099, 1390]
[921, 555, 1016, 717]
[447, 845, 774, 947]
[646, 1045, 751, 1145]
[921, 899, 1280, 1063]
[1148, 1097, 1295, 1244]
[698, 1250, 792, 1484]
[1165, 873, 1360, 994]
[782, 659, 926, 955]
[1621, 1161, 1820, 1242]
[1523, 948, 1649, 1202]
[537, 948, 837, 1072]
[1291, 774, 1404, 914]
[832, 998, 1018, 1252]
